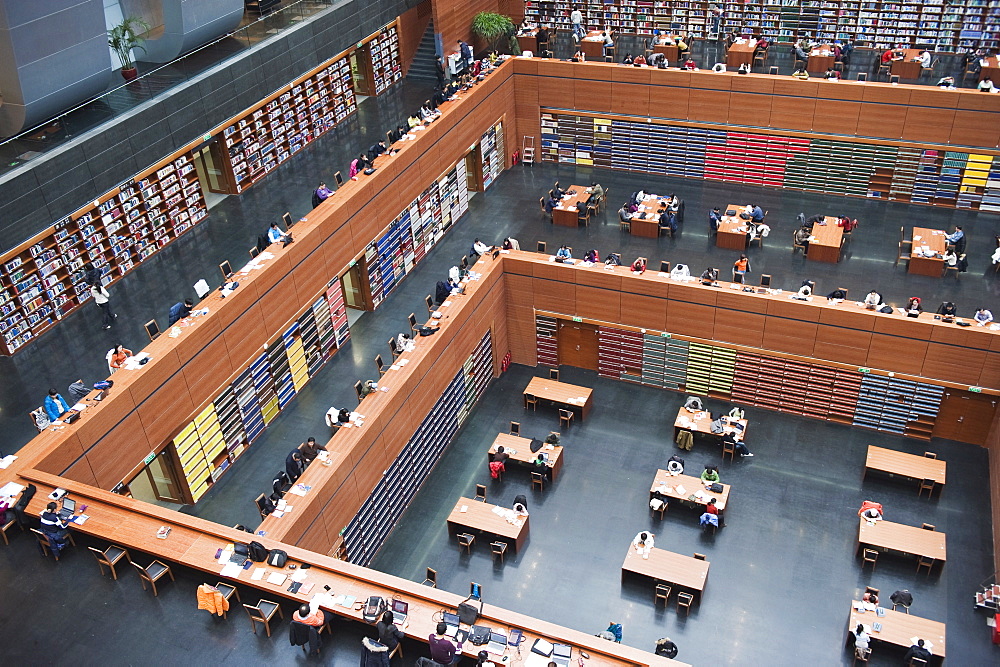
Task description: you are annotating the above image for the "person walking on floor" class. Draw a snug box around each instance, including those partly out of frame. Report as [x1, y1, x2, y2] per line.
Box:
[91, 283, 116, 329]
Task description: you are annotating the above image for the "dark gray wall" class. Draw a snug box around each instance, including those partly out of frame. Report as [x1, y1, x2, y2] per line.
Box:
[0, 0, 419, 252]
[139, 0, 245, 63]
[0, 0, 112, 136]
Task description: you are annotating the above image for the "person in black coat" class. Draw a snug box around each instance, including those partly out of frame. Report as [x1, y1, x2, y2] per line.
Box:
[377, 610, 404, 654]
[285, 450, 305, 482]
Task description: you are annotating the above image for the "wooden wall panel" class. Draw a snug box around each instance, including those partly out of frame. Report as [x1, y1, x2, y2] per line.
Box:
[619, 292, 667, 330]
[813, 325, 872, 366]
[574, 80, 612, 112]
[901, 107, 956, 144]
[35, 433, 86, 477]
[87, 412, 152, 488]
[768, 95, 817, 131]
[650, 85, 688, 119]
[714, 312, 764, 348]
[396, 1, 432, 76]
[922, 343, 985, 385]
[950, 110, 1000, 148]
[665, 301, 715, 338]
[812, 100, 860, 135]
[62, 457, 100, 487]
[181, 336, 235, 401]
[433, 0, 501, 57]
[867, 333, 926, 375]
[728, 92, 771, 128]
[575, 284, 621, 322]
[687, 89, 730, 124]
[856, 103, 904, 139]
[762, 319, 817, 355]
[611, 82, 648, 116]
[982, 352, 1000, 388]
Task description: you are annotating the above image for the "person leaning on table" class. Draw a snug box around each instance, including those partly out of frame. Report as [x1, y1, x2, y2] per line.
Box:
[429, 622, 461, 665]
[701, 465, 721, 483]
[632, 531, 654, 555]
[975, 308, 994, 326]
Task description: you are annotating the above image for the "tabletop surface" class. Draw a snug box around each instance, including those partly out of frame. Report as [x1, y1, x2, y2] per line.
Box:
[651, 469, 730, 511]
[865, 446, 946, 484]
[809, 216, 844, 248]
[673, 406, 748, 438]
[849, 601, 946, 656]
[858, 518, 947, 561]
[447, 497, 527, 540]
[523, 377, 593, 406]
[622, 545, 710, 591]
[491, 433, 563, 466]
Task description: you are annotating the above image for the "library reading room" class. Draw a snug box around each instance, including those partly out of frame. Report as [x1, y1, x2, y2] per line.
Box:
[3, 1, 1000, 665]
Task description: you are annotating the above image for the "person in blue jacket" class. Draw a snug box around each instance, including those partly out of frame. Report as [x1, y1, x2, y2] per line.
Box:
[44, 388, 70, 422]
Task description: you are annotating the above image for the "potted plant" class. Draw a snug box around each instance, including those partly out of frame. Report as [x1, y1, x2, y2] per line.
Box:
[108, 16, 151, 81]
[471, 12, 519, 56]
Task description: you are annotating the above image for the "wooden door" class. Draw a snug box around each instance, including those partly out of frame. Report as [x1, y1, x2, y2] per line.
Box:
[557, 320, 598, 370]
[932, 389, 997, 445]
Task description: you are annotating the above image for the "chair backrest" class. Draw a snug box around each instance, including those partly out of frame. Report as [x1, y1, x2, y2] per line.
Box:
[388, 337, 399, 355]
[537, 241, 547, 253]
[923, 451, 936, 459]
[30, 528, 51, 549]
[354, 381, 364, 402]
[282, 212, 293, 228]
[408, 313, 417, 328]
[425, 567, 437, 584]
[760, 274, 771, 287]
[88, 546, 111, 566]
[30, 407, 49, 432]
[255, 493, 268, 517]
[144, 319, 160, 341]
[249, 246, 260, 258]
[130, 560, 151, 582]
[425, 295, 434, 312]
[857, 72, 867, 82]
[659, 261, 670, 273]
[243, 603, 266, 622]
[375, 354, 384, 372]
[334, 170, 343, 186]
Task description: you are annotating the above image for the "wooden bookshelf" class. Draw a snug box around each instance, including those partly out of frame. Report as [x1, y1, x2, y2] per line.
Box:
[370, 23, 404, 95]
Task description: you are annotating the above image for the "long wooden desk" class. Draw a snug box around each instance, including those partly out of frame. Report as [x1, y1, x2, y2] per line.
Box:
[726, 41, 755, 67]
[652, 42, 679, 61]
[909, 227, 947, 277]
[848, 601, 945, 662]
[891, 49, 924, 79]
[490, 432, 564, 481]
[806, 216, 844, 263]
[622, 545, 710, 596]
[552, 184, 591, 227]
[864, 445, 946, 491]
[446, 497, 529, 553]
[673, 406, 748, 442]
[580, 30, 610, 59]
[16, 470, 683, 667]
[628, 193, 664, 238]
[807, 44, 835, 73]
[857, 518, 946, 566]
[651, 469, 730, 512]
[524, 376, 594, 419]
[717, 203, 749, 250]
[980, 55, 1000, 82]
[517, 29, 538, 54]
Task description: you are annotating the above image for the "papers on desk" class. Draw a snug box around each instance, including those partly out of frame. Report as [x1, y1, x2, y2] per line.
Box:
[291, 569, 309, 582]
[459, 505, 469, 513]
[333, 594, 356, 608]
[288, 483, 312, 497]
[71, 514, 90, 525]
[267, 572, 287, 586]
[442, 300, 452, 307]
[674, 485, 687, 495]
[0, 454, 17, 469]
[221, 562, 245, 578]
[252, 568, 267, 581]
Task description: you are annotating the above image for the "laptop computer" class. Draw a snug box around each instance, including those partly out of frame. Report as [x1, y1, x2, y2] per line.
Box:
[58, 497, 76, 520]
[552, 644, 573, 667]
[487, 632, 508, 656]
[391, 599, 408, 625]
[230, 542, 250, 566]
[442, 612, 460, 637]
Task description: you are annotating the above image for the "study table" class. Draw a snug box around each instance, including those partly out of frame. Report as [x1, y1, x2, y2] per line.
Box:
[489, 432, 564, 481]
[848, 601, 945, 662]
[673, 406, 748, 442]
[806, 216, 844, 263]
[807, 44, 835, 73]
[523, 376, 594, 419]
[446, 497, 529, 553]
[628, 194, 664, 238]
[726, 41, 756, 68]
[650, 469, 730, 515]
[517, 29, 539, 54]
[551, 184, 591, 227]
[716, 203, 749, 250]
[857, 518, 946, 567]
[621, 544, 710, 597]
[909, 227, 947, 277]
[652, 41, 679, 61]
[580, 31, 610, 59]
[980, 55, 1000, 82]
[890, 49, 924, 79]
[864, 446, 946, 492]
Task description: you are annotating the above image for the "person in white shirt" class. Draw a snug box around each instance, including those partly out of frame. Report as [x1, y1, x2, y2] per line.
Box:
[570, 8, 583, 40]
[975, 308, 994, 326]
[863, 290, 882, 309]
[90, 284, 116, 329]
[632, 531, 654, 555]
[853, 624, 871, 651]
[471, 238, 490, 256]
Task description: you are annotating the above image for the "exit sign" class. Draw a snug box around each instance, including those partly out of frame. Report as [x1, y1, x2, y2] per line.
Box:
[971, 386, 983, 393]
[572, 316, 582, 322]
[143, 451, 156, 465]
[858, 367, 871, 373]
[661, 332, 671, 338]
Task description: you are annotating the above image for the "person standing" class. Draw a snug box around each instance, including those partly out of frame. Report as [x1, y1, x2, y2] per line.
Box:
[435, 55, 446, 86]
[91, 283, 115, 329]
[732, 254, 750, 283]
[458, 40, 473, 72]
[285, 449, 305, 482]
[570, 7, 583, 41]
[83, 261, 102, 287]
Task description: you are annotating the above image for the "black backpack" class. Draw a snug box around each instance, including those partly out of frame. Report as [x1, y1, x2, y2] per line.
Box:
[267, 549, 287, 567]
[248, 541, 268, 562]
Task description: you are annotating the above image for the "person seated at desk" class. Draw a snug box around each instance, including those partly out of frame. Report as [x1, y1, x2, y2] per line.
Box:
[168, 299, 193, 325]
[863, 290, 883, 310]
[826, 288, 847, 301]
[630, 257, 647, 274]
[794, 225, 811, 251]
[44, 388, 71, 422]
[108, 343, 133, 370]
[675, 36, 690, 57]
[553, 181, 565, 198]
[512, 493, 529, 516]
[792, 43, 810, 62]
[657, 205, 677, 234]
[937, 76, 957, 89]
[601, 31, 614, 54]
[470, 238, 491, 257]
[732, 254, 751, 284]
[945, 226, 964, 244]
[367, 141, 388, 162]
[621, 53, 634, 65]
[721, 432, 753, 457]
[655, 637, 679, 660]
[325, 407, 351, 428]
[749, 204, 765, 223]
[858, 500, 883, 523]
[754, 35, 769, 52]
[701, 465, 720, 484]
[648, 52, 666, 68]
[837, 216, 858, 232]
[298, 437, 327, 463]
[824, 68, 840, 80]
[314, 181, 333, 204]
[555, 245, 572, 261]
[493, 445, 510, 466]
[632, 531, 654, 555]
[915, 50, 931, 67]
[975, 307, 994, 326]
[377, 609, 405, 652]
[904, 639, 933, 664]
[682, 57, 697, 70]
[434, 279, 453, 305]
[852, 624, 871, 652]
[632, 53, 646, 66]
[429, 622, 461, 665]
[905, 296, 923, 314]
[67, 379, 91, 403]
[701, 267, 719, 285]
[584, 248, 600, 263]
[792, 67, 809, 79]
[666, 454, 684, 475]
[268, 221, 293, 246]
[40, 501, 73, 556]
[572, 49, 586, 62]
[704, 497, 720, 516]
[285, 449, 305, 482]
[979, 77, 996, 93]
[533, 453, 552, 479]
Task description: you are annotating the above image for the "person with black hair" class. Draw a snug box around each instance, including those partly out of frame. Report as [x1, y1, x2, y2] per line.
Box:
[285, 450, 305, 482]
[429, 622, 461, 664]
[298, 437, 327, 463]
[377, 609, 405, 653]
[903, 639, 932, 663]
[632, 530, 654, 555]
[168, 299, 194, 325]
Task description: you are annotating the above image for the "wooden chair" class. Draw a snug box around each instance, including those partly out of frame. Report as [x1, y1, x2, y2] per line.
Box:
[891, 591, 911, 614]
[942, 255, 963, 279]
[539, 197, 549, 218]
[249, 246, 260, 259]
[693, 553, 706, 561]
[921, 57, 939, 78]
[425, 294, 435, 317]
[490, 541, 508, 564]
[659, 261, 670, 273]
[721, 438, 736, 462]
[856, 72, 867, 82]
[531, 471, 545, 492]
[753, 47, 767, 70]
[354, 381, 364, 404]
[458, 533, 475, 554]
[619, 215, 631, 233]
[861, 548, 878, 571]
[144, 319, 161, 341]
[916, 555, 934, 575]
[792, 230, 806, 254]
[577, 207, 591, 227]
[654, 583, 671, 606]
[388, 337, 401, 360]
[865, 586, 880, 598]
[768, 65, 778, 75]
[549, 368, 560, 380]
[536, 241, 546, 253]
[877, 63, 890, 80]
[31, 528, 76, 560]
[895, 240, 911, 268]
[130, 559, 174, 596]
[213, 581, 240, 619]
[474, 484, 487, 502]
[88, 545, 129, 579]
[918, 478, 935, 499]
[1, 511, 24, 545]
[559, 408, 574, 430]
[422, 567, 437, 587]
[853, 646, 871, 665]
[889, 74, 899, 84]
[650, 497, 667, 520]
[408, 313, 418, 333]
[908, 658, 928, 667]
[244, 599, 283, 636]
[509, 421, 520, 436]
[524, 393, 537, 411]
[676, 592, 694, 616]
[375, 354, 387, 375]
[921, 523, 935, 531]
[923, 451, 937, 459]
[254, 493, 270, 520]
[29, 407, 48, 432]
